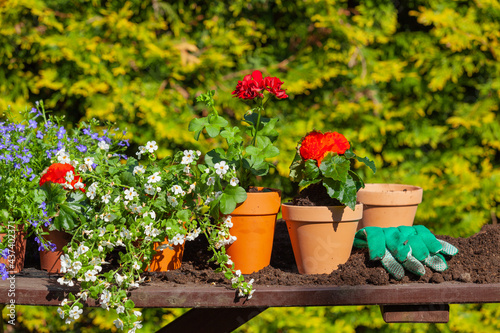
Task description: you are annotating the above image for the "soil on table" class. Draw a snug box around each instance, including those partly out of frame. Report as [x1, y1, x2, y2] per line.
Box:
[148, 221, 500, 287]
[148, 183, 499, 287]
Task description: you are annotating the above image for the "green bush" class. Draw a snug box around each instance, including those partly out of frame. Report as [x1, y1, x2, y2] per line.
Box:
[1, 0, 498, 331]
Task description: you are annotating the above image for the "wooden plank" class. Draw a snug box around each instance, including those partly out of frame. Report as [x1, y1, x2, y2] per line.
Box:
[0, 277, 498, 308]
[155, 307, 268, 333]
[380, 304, 450, 323]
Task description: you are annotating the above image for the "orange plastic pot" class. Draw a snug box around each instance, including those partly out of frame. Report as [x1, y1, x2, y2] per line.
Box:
[0, 225, 27, 274]
[39, 229, 71, 274]
[225, 187, 281, 274]
[146, 239, 184, 272]
[282, 203, 363, 274]
[356, 183, 423, 230]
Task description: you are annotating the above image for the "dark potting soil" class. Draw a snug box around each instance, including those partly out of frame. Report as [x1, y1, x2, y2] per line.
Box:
[148, 221, 500, 287]
[291, 182, 343, 206]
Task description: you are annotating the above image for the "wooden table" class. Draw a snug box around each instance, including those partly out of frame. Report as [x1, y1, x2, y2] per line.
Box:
[1, 274, 499, 332]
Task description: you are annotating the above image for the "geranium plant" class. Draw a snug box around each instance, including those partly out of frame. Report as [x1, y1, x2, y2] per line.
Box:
[189, 70, 288, 213]
[289, 130, 376, 210]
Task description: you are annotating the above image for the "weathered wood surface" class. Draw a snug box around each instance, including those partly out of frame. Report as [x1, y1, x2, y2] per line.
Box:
[0, 276, 498, 308]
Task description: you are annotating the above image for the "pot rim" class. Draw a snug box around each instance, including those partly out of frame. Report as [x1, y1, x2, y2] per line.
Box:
[357, 183, 423, 206]
[282, 203, 363, 223]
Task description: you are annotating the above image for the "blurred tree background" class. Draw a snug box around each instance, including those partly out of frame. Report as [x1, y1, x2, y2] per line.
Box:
[1, 0, 499, 331]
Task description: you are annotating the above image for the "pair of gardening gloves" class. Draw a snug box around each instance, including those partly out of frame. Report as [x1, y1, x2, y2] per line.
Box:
[353, 225, 458, 280]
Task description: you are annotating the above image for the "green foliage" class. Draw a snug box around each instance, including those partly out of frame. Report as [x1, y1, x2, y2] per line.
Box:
[1, 0, 499, 331]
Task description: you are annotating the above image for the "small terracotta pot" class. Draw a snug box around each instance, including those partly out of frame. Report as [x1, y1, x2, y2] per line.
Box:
[146, 239, 184, 272]
[0, 225, 27, 274]
[39, 229, 71, 274]
[225, 187, 281, 274]
[282, 203, 363, 274]
[356, 183, 423, 230]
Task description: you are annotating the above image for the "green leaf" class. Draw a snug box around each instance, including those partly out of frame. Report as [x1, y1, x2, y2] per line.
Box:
[343, 149, 355, 159]
[188, 117, 208, 141]
[119, 171, 136, 187]
[355, 155, 377, 174]
[124, 299, 135, 309]
[220, 186, 247, 214]
[320, 155, 350, 182]
[205, 148, 226, 167]
[303, 159, 320, 181]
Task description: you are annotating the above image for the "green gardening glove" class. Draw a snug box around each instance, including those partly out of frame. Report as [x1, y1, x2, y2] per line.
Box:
[353, 225, 458, 280]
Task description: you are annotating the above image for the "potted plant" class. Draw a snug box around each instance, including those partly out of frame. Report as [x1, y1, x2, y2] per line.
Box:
[189, 70, 289, 274]
[356, 183, 423, 230]
[0, 102, 87, 276]
[282, 130, 376, 274]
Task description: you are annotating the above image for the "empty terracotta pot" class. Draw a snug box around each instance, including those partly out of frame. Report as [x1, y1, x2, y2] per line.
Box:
[282, 203, 363, 274]
[225, 187, 281, 274]
[356, 183, 423, 230]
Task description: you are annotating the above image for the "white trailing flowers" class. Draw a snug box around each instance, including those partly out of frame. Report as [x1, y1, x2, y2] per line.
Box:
[55, 141, 254, 332]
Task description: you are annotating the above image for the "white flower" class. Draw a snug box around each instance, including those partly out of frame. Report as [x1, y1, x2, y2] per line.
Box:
[171, 185, 185, 196]
[60, 254, 72, 273]
[84, 269, 98, 282]
[57, 308, 65, 319]
[148, 211, 156, 220]
[136, 146, 146, 159]
[204, 197, 213, 205]
[214, 161, 229, 176]
[84, 156, 94, 167]
[167, 196, 178, 207]
[71, 261, 82, 274]
[60, 298, 69, 307]
[64, 170, 74, 183]
[120, 227, 131, 240]
[235, 270, 242, 277]
[124, 187, 138, 200]
[74, 181, 84, 190]
[227, 259, 233, 266]
[79, 164, 89, 173]
[132, 262, 141, 270]
[183, 165, 191, 174]
[102, 240, 114, 249]
[170, 233, 185, 246]
[69, 307, 83, 320]
[145, 141, 158, 153]
[181, 150, 195, 164]
[230, 177, 239, 186]
[224, 215, 233, 228]
[101, 194, 111, 204]
[131, 321, 143, 332]
[207, 176, 215, 186]
[98, 226, 106, 237]
[57, 149, 71, 164]
[115, 272, 125, 286]
[77, 244, 89, 255]
[116, 305, 125, 314]
[113, 319, 124, 330]
[133, 165, 146, 175]
[133, 310, 142, 317]
[147, 172, 161, 183]
[98, 140, 109, 151]
[130, 204, 142, 214]
[100, 212, 112, 221]
[100, 289, 111, 305]
[86, 184, 97, 200]
[144, 183, 156, 195]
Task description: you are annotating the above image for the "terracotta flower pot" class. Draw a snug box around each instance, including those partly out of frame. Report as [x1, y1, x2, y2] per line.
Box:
[282, 203, 363, 274]
[146, 239, 185, 272]
[356, 183, 423, 230]
[39, 229, 71, 274]
[0, 225, 27, 274]
[225, 187, 281, 274]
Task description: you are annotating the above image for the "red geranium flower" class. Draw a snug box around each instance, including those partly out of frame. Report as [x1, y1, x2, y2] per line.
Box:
[299, 131, 350, 166]
[39, 163, 85, 192]
[264, 76, 288, 99]
[232, 70, 266, 100]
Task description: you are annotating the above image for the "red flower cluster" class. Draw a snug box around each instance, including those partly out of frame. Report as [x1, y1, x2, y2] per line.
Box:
[39, 163, 85, 192]
[232, 70, 288, 100]
[299, 131, 350, 166]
